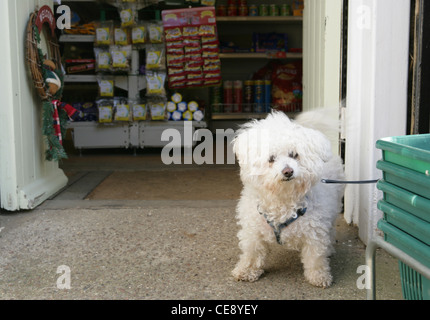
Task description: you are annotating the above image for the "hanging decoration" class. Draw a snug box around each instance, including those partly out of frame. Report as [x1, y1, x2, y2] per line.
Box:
[26, 5, 77, 162]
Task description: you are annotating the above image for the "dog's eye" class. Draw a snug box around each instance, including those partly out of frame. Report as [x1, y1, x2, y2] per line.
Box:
[289, 152, 299, 160]
[269, 155, 276, 163]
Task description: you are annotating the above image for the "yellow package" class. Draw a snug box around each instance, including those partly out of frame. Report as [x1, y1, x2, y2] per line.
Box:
[110, 45, 131, 70]
[146, 46, 164, 70]
[120, 8, 137, 28]
[132, 103, 147, 121]
[146, 72, 166, 95]
[115, 102, 131, 121]
[95, 49, 111, 72]
[98, 79, 114, 97]
[95, 21, 114, 46]
[98, 105, 113, 123]
[115, 28, 130, 45]
[149, 101, 167, 120]
[149, 22, 163, 43]
[132, 25, 146, 44]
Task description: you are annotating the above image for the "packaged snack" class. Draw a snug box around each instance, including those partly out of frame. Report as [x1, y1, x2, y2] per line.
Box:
[149, 21, 164, 44]
[201, 36, 218, 44]
[95, 21, 114, 46]
[187, 79, 203, 87]
[270, 61, 303, 111]
[114, 98, 131, 121]
[165, 27, 183, 41]
[188, 101, 199, 112]
[202, 43, 219, 51]
[162, 7, 219, 89]
[183, 38, 201, 47]
[185, 46, 202, 54]
[65, 59, 96, 75]
[183, 110, 193, 121]
[131, 99, 147, 121]
[114, 27, 130, 46]
[146, 45, 165, 70]
[183, 26, 199, 38]
[110, 45, 132, 72]
[171, 92, 182, 103]
[167, 101, 177, 112]
[132, 23, 147, 44]
[169, 79, 187, 89]
[170, 110, 182, 121]
[94, 48, 112, 72]
[149, 97, 167, 120]
[193, 110, 205, 121]
[97, 77, 114, 97]
[166, 40, 184, 49]
[199, 25, 216, 36]
[177, 101, 187, 112]
[97, 99, 114, 123]
[168, 67, 186, 77]
[119, 6, 138, 28]
[146, 71, 167, 96]
[167, 54, 185, 66]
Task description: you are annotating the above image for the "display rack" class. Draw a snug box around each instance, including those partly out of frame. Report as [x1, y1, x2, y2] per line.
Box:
[60, 0, 208, 151]
[211, 7, 303, 124]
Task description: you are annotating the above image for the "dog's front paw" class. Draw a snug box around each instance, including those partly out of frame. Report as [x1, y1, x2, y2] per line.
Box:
[304, 269, 333, 288]
[232, 266, 264, 282]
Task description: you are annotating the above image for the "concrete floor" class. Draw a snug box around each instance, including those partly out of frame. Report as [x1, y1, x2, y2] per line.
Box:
[0, 150, 403, 300]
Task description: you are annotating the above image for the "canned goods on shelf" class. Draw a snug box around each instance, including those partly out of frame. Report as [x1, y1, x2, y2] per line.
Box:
[259, 4, 268, 16]
[238, 5, 248, 16]
[227, 5, 237, 16]
[234, 80, 243, 113]
[249, 5, 258, 16]
[280, 4, 291, 16]
[223, 80, 234, 113]
[217, 5, 227, 16]
[243, 80, 253, 113]
[264, 80, 272, 112]
[269, 4, 279, 16]
[254, 80, 265, 113]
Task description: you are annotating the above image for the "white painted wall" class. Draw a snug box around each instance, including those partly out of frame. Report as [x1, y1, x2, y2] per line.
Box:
[344, 0, 410, 244]
[0, 0, 68, 211]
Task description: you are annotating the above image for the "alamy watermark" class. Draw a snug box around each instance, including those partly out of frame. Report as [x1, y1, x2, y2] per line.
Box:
[56, 265, 71, 290]
[160, 122, 236, 165]
[56, 5, 72, 30]
[356, 265, 371, 290]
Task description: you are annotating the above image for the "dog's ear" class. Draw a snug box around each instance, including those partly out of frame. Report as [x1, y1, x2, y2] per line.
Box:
[232, 124, 270, 167]
[302, 128, 333, 163]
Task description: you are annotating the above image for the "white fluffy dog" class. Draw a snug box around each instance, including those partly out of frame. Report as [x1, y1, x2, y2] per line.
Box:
[231, 110, 345, 288]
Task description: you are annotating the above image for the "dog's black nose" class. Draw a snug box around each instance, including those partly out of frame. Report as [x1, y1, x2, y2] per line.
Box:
[282, 167, 294, 178]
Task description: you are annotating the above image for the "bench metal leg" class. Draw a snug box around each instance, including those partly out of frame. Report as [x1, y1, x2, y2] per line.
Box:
[366, 236, 430, 300]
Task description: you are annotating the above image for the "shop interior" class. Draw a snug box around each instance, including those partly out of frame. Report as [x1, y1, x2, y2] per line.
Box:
[55, 0, 304, 157]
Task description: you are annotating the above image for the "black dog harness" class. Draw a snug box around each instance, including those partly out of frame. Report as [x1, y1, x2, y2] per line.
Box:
[258, 205, 307, 245]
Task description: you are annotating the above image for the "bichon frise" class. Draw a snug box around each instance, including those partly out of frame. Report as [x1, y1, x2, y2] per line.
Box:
[231, 110, 345, 288]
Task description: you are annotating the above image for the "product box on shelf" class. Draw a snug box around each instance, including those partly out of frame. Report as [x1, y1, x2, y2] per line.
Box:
[66, 59, 96, 75]
[253, 32, 288, 53]
[162, 6, 222, 89]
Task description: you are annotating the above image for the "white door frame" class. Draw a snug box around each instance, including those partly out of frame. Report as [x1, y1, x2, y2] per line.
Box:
[344, 0, 410, 244]
[303, 0, 343, 154]
[0, 0, 68, 211]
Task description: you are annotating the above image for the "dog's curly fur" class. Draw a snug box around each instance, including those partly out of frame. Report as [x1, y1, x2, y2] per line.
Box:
[231, 110, 345, 288]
